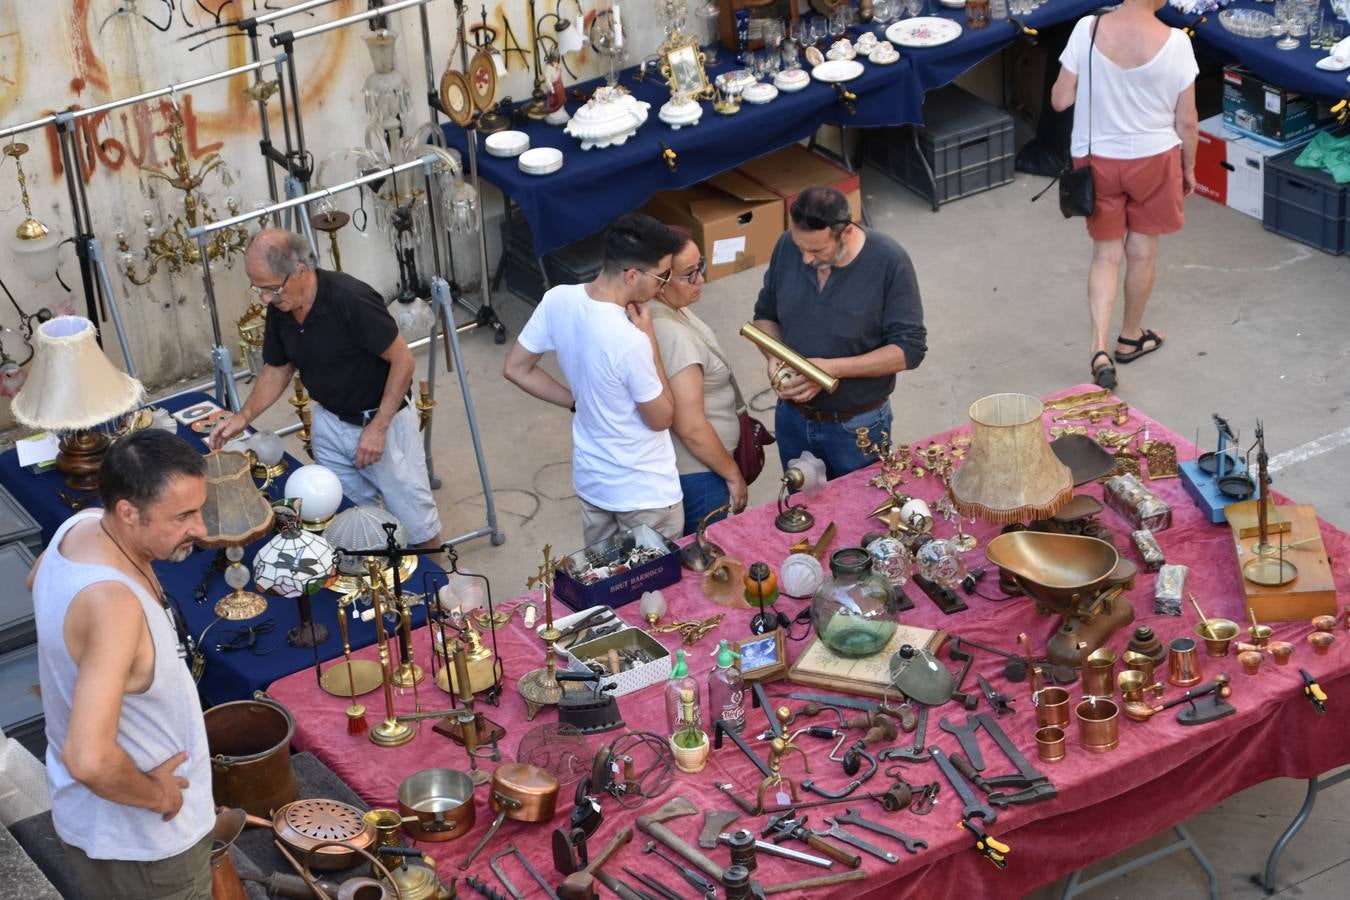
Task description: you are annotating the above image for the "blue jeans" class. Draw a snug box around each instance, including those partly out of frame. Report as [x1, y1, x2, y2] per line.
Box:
[679, 471, 731, 536]
[775, 400, 893, 481]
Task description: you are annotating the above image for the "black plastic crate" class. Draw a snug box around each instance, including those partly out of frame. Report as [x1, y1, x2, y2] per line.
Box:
[872, 84, 1015, 205]
[1262, 145, 1347, 255]
[499, 207, 604, 304]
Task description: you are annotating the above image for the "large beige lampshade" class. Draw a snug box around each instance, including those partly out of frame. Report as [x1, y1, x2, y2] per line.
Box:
[11, 316, 142, 430]
[950, 393, 1073, 525]
[200, 451, 274, 548]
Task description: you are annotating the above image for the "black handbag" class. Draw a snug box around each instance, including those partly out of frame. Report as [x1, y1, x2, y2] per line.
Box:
[1034, 17, 1100, 218]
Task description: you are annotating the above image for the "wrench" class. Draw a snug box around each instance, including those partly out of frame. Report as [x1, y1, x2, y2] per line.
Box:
[973, 712, 1052, 787]
[815, 819, 899, 864]
[834, 808, 927, 854]
[947, 639, 980, 710]
[938, 714, 986, 772]
[929, 747, 997, 824]
[879, 705, 930, 763]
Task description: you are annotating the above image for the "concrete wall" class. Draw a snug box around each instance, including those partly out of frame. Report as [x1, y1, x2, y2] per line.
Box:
[0, 0, 681, 422]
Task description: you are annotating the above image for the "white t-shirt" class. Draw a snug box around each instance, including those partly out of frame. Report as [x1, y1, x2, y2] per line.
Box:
[1060, 16, 1198, 160]
[518, 284, 681, 512]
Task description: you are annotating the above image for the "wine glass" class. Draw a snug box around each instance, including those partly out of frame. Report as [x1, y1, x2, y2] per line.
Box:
[763, 19, 784, 73]
[830, 6, 849, 40]
[904, 0, 924, 19]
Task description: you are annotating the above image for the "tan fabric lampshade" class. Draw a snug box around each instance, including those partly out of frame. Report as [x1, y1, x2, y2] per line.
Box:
[11, 316, 143, 431]
[950, 393, 1073, 525]
[200, 451, 275, 548]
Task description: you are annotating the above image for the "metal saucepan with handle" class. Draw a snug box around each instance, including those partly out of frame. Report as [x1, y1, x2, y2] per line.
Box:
[397, 768, 477, 842]
[458, 762, 560, 870]
[245, 798, 378, 871]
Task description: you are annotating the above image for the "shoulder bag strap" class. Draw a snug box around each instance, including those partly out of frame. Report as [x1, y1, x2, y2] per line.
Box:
[674, 312, 748, 413]
[1087, 15, 1098, 160]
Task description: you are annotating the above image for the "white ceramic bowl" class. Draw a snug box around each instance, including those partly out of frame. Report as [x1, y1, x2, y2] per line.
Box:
[518, 147, 564, 175]
[742, 82, 779, 105]
[774, 68, 810, 92]
[485, 130, 530, 158]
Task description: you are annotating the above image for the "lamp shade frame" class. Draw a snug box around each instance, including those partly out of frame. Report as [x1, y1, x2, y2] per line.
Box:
[199, 450, 275, 549]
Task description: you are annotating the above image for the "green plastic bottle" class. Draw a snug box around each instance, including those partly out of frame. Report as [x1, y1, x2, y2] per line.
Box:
[664, 649, 700, 735]
[708, 639, 745, 733]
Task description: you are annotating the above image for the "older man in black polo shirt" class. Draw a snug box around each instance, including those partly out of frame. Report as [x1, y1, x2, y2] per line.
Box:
[752, 186, 927, 480]
[209, 229, 441, 546]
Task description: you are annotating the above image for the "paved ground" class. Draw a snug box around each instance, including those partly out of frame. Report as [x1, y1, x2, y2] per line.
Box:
[230, 164, 1350, 899]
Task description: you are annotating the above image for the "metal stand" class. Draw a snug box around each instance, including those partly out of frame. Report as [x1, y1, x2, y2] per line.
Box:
[1060, 824, 1218, 900]
[1261, 769, 1350, 893]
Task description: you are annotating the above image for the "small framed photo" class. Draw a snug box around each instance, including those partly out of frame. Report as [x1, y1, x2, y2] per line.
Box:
[734, 630, 787, 684]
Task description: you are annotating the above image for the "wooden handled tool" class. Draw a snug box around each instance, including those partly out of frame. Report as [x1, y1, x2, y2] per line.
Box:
[558, 826, 633, 900]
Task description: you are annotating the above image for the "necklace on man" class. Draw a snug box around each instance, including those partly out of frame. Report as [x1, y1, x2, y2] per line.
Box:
[99, 518, 192, 660]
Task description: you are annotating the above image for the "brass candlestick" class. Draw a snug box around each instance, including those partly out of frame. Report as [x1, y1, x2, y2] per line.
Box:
[518, 545, 565, 719]
[415, 379, 435, 432]
[390, 590, 426, 688]
[367, 563, 415, 747]
[289, 376, 312, 458]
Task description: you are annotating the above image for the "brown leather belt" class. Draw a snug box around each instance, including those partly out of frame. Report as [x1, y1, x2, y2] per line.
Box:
[791, 396, 887, 423]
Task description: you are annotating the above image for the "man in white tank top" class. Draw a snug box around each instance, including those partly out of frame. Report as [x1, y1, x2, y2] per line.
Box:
[27, 429, 214, 899]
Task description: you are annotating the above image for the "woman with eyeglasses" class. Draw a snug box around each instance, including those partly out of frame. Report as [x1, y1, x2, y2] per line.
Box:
[650, 232, 749, 535]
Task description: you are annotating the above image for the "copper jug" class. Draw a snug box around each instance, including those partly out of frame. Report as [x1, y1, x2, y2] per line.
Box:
[210, 808, 248, 900]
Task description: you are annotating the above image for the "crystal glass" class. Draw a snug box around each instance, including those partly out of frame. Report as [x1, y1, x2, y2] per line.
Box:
[811, 548, 901, 658]
[810, 16, 829, 45]
[866, 535, 912, 588]
[701, 3, 721, 66]
[915, 538, 966, 588]
[830, 6, 849, 39]
[763, 18, 784, 72]
[904, 0, 923, 18]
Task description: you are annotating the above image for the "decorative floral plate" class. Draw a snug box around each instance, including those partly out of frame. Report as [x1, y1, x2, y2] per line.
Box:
[811, 59, 866, 83]
[886, 17, 963, 49]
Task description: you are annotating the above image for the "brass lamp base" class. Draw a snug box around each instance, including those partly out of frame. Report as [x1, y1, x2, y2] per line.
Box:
[369, 716, 416, 747]
[478, 109, 512, 133]
[58, 429, 111, 494]
[517, 666, 564, 720]
[775, 506, 815, 534]
[214, 589, 269, 621]
[320, 659, 384, 698]
[391, 661, 426, 688]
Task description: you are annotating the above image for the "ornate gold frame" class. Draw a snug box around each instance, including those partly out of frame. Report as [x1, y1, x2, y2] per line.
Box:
[659, 31, 713, 101]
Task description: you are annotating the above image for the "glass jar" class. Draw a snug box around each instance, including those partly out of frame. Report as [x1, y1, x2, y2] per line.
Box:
[811, 548, 900, 658]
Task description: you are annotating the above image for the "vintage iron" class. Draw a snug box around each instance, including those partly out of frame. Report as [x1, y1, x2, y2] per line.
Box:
[556, 670, 625, 734]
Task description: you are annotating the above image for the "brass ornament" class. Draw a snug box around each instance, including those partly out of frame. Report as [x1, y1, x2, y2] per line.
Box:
[468, 50, 498, 112]
[439, 68, 475, 127]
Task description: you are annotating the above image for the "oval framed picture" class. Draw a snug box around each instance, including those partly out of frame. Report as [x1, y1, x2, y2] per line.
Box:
[468, 50, 498, 112]
[439, 68, 474, 127]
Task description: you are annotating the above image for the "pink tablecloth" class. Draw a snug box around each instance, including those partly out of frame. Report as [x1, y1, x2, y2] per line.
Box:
[268, 387, 1350, 898]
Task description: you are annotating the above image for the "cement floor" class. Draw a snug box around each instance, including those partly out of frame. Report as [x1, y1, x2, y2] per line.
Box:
[238, 166, 1350, 898]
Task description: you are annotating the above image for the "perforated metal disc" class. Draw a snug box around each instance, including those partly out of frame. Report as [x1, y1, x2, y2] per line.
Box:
[281, 799, 366, 843]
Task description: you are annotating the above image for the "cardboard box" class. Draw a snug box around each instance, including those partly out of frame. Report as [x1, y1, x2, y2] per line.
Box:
[640, 172, 784, 282]
[1228, 135, 1288, 220]
[736, 144, 864, 229]
[1222, 64, 1328, 147]
[1195, 114, 1232, 206]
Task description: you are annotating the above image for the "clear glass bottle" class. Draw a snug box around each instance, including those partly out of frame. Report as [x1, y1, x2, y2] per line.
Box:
[672, 688, 704, 749]
[664, 649, 700, 734]
[811, 547, 900, 658]
[708, 640, 745, 733]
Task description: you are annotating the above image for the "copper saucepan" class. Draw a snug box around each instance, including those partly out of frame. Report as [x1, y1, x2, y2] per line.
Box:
[245, 798, 377, 871]
[458, 762, 559, 870]
[398, 768, 477, 842]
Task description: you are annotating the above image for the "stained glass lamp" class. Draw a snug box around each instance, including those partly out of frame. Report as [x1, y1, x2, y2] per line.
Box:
[254, 506, 337, 647]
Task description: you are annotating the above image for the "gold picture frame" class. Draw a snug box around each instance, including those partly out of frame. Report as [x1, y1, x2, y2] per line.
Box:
[659, 32, 712, 101]
[734, 630, 788, 684]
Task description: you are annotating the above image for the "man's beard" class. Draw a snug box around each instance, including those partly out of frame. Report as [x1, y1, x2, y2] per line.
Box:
[168, 542, 195, 563]
[808, 240, 848, 270]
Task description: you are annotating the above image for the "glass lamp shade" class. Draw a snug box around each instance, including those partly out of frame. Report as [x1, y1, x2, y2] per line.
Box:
[390, 297, 437, 343]
[915, 538, 965, 589]
[11, 316, 143, 431]
[436, 571, 487, 615]
[199, 451, 275, 548]
[253, 526, 337, 598]
[248, 431, 285, 467]
[327, 505, 408, 575]
[557, 17, 586, 53]
[364, 30, 411, 132]
[789, 452, 827, 497]
[949, 393, 1073, 525]
[10, 223, 61, 285]
[283, 465, 343, 525]
[638, 589, 668, 622]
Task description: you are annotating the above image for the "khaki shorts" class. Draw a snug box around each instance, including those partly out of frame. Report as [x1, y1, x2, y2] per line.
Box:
[1074, 147, 1185, 241]
[62, 832, 212, 900]
[579, 499, 683, 547]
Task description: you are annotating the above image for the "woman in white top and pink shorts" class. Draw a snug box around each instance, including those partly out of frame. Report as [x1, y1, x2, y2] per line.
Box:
[1051, 0, 1199, 389]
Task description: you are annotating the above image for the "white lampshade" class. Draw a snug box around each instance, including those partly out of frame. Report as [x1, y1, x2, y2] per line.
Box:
[437, 571, 487, 614]
[789, 451, 827, 498]
[249, 432, 285, 466]
[11, 316, 142, 431]
[10, 224, 61, 285]
[327, 505, 408, 575]
[390, 297, 437, 343]
[253, 526, 337, 598]
[558, 17, 586, 54]
[638, 589, 668, 619]
[284, 464, 343, 524]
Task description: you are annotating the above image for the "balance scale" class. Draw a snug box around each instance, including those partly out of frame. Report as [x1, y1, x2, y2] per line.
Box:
[1180, 414, 1257, 523]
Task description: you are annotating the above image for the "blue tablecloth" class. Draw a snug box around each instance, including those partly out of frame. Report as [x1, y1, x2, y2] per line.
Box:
[1162, 1, 1350, 100]
[443, 2, 1102, 255]
[0, 391, 439, 704]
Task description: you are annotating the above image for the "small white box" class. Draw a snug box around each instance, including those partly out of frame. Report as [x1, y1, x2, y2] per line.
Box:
[1227, 135, 1285, 221]
[564, 627, 672, 697]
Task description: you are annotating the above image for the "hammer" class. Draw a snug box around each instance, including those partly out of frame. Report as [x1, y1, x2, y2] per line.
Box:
[557, 826, 632, 900]
[635, 796, 726, 885]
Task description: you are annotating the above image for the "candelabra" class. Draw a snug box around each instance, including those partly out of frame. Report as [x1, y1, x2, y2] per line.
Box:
[115, 107, 251, 285]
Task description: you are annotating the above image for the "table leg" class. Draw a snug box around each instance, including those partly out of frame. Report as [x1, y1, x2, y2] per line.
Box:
[1059, 824, 1218, 900]
[910, 125, 940, 213]
[1262, 768, 1350, 893]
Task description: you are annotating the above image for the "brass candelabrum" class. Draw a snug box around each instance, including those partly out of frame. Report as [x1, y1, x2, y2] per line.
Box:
[288, 375, 312, 458]
[517, 545, 565, 720]
[415, 379, 435, 432]
[115, 108, 251, 285]
[367, 561, 416, 748]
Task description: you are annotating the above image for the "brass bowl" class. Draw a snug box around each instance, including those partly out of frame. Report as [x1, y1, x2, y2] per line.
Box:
[1195, 619, 1239, 658]
[985, 532, 1119, 613]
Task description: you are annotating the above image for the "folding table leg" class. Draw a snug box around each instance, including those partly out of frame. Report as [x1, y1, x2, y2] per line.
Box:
[1059, 824, 1218, 900]
[1262, 768, 1350, 893]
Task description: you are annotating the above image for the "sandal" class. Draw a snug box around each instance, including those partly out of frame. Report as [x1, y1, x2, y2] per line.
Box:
[1114, 329, 1164, 364]
[1091, 351, 1117, 389]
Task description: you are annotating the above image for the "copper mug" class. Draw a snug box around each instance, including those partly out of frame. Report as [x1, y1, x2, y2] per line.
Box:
[1035, 686, 1071, 728]
[1036, 726, 1066, 763]
[1167, 637, 1203, 687]
[1075, 697, 1120, 753]
[1081, 648, 1117, 697]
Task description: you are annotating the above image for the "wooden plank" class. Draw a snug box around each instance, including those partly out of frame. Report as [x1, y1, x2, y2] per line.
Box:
[786, 624, 946, 699]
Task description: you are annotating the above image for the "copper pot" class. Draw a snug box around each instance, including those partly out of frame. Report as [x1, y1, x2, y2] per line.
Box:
[398, 769, 477, 842]
[247, 799, 377, 872]
[458, 763, 559, 870]
[205, 697, 298, 818]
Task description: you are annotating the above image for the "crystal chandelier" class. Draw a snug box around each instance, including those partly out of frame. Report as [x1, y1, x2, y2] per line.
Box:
[364, 28, 413, 136]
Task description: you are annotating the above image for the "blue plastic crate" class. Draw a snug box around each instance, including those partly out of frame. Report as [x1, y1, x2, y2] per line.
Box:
[1262, 146, 1347, 255]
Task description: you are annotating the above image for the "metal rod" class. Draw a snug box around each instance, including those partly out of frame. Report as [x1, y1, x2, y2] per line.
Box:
[247, 32, 281, 204]
[273, 0, 436, 44]
[68, 60, 269, 122]
[87, 239, 138, 380]
[252, 0, 343, 27]
[0, 113, 59, 142]
[188, 157, 434, 236]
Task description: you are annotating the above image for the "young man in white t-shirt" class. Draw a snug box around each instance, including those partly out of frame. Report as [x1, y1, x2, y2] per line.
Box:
[504, 213, 685, 545]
